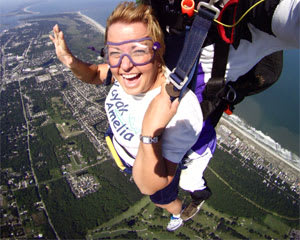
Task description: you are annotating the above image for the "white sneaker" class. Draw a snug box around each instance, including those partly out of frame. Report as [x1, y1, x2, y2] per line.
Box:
[166, 216, 183, 231]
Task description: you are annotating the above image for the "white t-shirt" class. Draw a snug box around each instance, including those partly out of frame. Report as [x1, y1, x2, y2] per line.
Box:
[105, 80, 203, 166]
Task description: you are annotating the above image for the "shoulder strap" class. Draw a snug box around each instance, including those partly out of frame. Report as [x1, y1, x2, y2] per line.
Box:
[200, 36, 230, 125]
[200, 1, 234, 122]
[104, 68, 112, 86]
[166, 1, 220, 99]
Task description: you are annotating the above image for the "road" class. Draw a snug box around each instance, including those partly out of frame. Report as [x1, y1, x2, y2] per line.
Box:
[17, 37, 61, 240]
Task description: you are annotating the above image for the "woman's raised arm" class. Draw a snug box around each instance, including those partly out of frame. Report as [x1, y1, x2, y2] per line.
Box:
[49, 24, 109, 84]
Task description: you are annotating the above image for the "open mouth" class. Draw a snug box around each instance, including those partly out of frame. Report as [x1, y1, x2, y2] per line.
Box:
[122, 73, 142, 87]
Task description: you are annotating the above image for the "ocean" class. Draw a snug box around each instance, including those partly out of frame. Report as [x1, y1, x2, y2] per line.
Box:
[0, 0, 120, 30]
[1, 0, 299, 158]
[234, 49, 299, 156]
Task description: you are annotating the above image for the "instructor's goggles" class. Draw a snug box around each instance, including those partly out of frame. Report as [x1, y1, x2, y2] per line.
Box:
[103, 37, 161, 68]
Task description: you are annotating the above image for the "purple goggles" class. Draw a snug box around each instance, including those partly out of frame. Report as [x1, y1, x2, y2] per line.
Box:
[103, 37, 161, 68]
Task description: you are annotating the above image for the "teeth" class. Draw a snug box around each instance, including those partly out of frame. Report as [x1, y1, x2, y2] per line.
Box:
[122, 74, 139, 79]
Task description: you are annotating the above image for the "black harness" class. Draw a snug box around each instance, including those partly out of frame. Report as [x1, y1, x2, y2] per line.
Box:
[143, 0, 283, 126]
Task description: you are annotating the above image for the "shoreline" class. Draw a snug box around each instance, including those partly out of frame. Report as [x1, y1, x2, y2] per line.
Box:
[23, 6, 40, 15]
[77, 11, 105, 34]
[219, 116, 300, 172]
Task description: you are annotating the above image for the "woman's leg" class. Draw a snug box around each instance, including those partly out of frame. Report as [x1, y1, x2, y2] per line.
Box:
[155, 198, 182, 215]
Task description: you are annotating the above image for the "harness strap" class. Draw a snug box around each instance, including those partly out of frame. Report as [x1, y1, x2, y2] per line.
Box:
[200, 28, 231, 121]
[104, 68, 112, 86]
[105, 135, 126, 171]
[105, 128, 133, 173]
[166, 5, 218, 99]
[200, 0, 239, 123]
[211, 36, 230, 80]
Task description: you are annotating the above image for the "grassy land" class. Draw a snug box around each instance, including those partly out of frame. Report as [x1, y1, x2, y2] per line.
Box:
[86, 151, 298, 239]
[50, 96, 83, 139]
[86, 193, 294, 240]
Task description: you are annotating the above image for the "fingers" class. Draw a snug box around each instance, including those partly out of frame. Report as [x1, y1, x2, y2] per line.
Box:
[53, 24, 60, 38]
[49, 25, 69, 56]
[59, 31, 65, 42]
[161, 82, 175, 101]
[49, 24, 62, 44]
[142, 82, 180, 135]
[49, 26, 55, 43]
[162, 82, 179, 107]
[171, 97, 180, 112]
[49, 34, 54, 42]
[161, 82, 168, 96]
[156, 82, 179, 116]
[54, 24, 60, 33]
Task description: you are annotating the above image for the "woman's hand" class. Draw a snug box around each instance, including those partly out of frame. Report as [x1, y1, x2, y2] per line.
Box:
[142, 83, 180, 137]
[49, 24, 106, 84]
[133, 83, 179, 195]
[49, 24, 74, 68]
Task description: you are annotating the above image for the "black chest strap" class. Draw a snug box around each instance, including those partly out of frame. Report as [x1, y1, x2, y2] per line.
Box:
[200, 33, 230, 126]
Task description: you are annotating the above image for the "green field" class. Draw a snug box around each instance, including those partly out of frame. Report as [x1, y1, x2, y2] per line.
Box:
[85, 163, 297, 239]
[84, 148, 298, 239]
[50, 96, 83, 139]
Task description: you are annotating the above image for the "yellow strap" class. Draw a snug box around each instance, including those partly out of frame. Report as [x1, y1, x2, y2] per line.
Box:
[105, 135, 126, 171]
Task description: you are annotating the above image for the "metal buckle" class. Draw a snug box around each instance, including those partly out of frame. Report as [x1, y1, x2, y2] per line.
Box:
[225, 85, 237, 103]
[168, 68, 189, 91]
[198, 0, 220, 19]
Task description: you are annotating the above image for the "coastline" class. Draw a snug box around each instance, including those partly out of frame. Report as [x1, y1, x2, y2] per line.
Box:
[219, 116, 300, 172]
[77, 11, 105, 34]
[23, 6, 40, 15]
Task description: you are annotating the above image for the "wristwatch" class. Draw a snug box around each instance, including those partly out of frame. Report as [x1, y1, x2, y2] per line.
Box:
[140, 135, 161, 144]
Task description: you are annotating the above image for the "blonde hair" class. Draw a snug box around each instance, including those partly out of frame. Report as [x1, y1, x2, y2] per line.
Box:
[105, 1, 165, 66]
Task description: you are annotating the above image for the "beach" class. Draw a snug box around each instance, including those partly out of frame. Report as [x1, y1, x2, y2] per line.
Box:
[23, 6, 40, 15]
[77, 11, 105, 34]
[219, 116, 300, 172]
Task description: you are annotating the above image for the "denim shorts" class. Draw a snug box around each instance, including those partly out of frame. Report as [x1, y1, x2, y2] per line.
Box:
[150, 166, 181, 205]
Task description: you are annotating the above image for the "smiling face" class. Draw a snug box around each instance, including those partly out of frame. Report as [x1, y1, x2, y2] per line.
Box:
[107, 22, 163, 95]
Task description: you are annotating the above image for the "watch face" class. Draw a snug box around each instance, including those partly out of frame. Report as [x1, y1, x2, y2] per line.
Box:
[140, 135, 159, 144]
